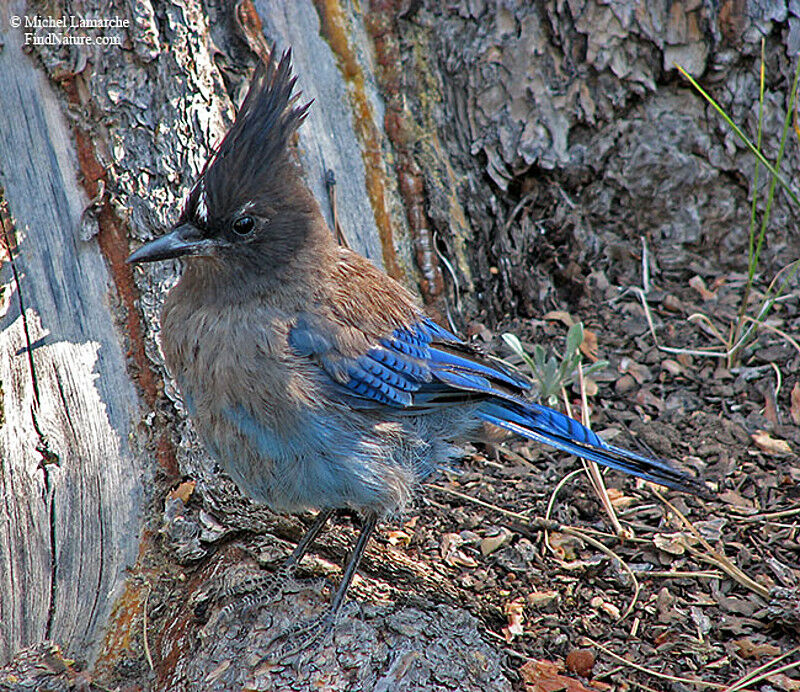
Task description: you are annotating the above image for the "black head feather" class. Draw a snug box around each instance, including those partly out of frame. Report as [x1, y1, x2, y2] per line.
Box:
[181, 48, 312, 236]
[127, 48, 323, 273]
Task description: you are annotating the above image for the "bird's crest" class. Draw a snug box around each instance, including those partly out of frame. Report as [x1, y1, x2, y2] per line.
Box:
[184, 48, 311, 229]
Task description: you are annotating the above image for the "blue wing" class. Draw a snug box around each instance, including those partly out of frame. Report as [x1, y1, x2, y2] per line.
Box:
[289, 315, 529, 409]
[289, 315, 701, 493]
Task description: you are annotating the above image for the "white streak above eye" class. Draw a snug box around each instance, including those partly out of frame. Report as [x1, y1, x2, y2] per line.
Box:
[194, 179, 209, 225]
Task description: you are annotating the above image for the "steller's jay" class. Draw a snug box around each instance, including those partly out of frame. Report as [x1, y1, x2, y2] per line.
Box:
[128, 48, 701, 645]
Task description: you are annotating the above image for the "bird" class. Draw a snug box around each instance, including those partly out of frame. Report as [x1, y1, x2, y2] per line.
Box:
[127, 48, 701, 646]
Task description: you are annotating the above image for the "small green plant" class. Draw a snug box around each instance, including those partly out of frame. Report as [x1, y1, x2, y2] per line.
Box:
[502, 323, 608, 406]
[677, 46, 800, 367]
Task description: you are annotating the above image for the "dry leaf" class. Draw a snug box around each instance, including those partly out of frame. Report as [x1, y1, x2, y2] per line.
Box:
[619, 357, 653, 383]
[606, 487, 636, 510]
[653, 532, 687, 556]
[480, 527, 513, 556]
[752, 430, 793, 456]
[453, 552, 479, 568]
[662, 294, 683, 311]
[440, 532, 461, 562]
[440, 533, 478, 568]
[695, 518, 726, 542]
[635, 388, 665, 411]
[791, 382, 800, 426]
[718, 489, 755, 509]
[503, 596, 526, 642]
[520, 659, 600, 692]
[689, 275, 716, 300]
[733, 637, 782, 660]
[169, 480, 196, 503]
[582, 377, 599, 396]
[767, 673, 800, 691]
[543, 310, 575, 327]
[580, 328, 600, 362]
[589, 596, 621, 620]
[527, 590, 560, 608]
[661, 359, 685, 376]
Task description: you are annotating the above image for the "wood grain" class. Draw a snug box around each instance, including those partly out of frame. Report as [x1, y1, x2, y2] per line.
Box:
[0, 1, 144, 666]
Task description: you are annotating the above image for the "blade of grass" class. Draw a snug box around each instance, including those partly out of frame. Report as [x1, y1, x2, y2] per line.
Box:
[675, 63, 800, 207]
[730, 52, 800, 365]
[731, 40, 767, 361]
[677, 56, 800, 365]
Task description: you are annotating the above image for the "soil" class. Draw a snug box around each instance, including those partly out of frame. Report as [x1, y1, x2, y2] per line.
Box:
[413, 246, 800, 690]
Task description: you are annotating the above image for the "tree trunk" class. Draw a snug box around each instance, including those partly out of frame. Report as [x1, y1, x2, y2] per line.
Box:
[0, 0, 145, 668]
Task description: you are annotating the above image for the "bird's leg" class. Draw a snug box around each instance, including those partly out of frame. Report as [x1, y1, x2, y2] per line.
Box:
[327, 511, 377, 618]
[269, 508, 336, 583]
[199, 508, 334, 623]
[265, 511, 379, 659]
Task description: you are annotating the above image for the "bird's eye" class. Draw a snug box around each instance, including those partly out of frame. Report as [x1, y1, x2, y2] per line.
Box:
[231, 215, 255, 236]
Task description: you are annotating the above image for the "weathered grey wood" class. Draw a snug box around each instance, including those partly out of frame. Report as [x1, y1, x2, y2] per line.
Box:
[0, 0, 145, 667]
[256, 0, 410, 272]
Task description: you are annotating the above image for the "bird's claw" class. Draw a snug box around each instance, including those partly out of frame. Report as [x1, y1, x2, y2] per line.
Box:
[263, 612, 337, 662]
[222, 571, 287, 609]
[197, 568, 291, 631]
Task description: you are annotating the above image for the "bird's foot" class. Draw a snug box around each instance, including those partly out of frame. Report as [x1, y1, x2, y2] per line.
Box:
[196, 566, 293, 629]
[263, 611, 337, 663]
[221, 569, 289, 609]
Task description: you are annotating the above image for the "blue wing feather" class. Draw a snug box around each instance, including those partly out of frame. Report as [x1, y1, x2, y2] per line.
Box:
[291, 316, 521, 408]
[288, 315, 701, 493]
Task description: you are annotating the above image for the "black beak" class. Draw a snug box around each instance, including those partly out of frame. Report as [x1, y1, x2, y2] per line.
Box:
[126, 224, 214, 264]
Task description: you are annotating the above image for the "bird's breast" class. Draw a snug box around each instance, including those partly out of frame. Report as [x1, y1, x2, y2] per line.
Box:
[161, 294, 317, 432]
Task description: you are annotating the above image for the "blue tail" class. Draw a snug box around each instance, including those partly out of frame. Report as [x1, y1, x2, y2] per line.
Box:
[478, 400, 700, 493]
